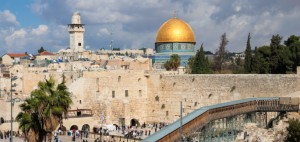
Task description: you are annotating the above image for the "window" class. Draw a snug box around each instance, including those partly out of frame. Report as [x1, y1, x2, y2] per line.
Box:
[139, 90, 142, 97]
[125, 90, 128, 97]
[78, 43, 81, 46]
[166, 111, 169, 116]
[118, 76, 121, 82]
[112, 91, 115, 98]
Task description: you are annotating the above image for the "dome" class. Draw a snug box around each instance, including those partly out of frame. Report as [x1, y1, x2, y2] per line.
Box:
[156, 17, 196, 43]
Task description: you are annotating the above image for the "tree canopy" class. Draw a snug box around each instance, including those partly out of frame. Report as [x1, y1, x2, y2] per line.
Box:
[164, 54, 181, 71]
[285, 35, 300, 72]
[38, 46, 46, 53]
[185, 34, 299, 74]
[191, 44, 211, 74]
[16, 76, 72, 142]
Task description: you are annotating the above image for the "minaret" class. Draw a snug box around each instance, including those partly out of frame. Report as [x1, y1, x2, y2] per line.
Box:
[68, 12, 85, 52]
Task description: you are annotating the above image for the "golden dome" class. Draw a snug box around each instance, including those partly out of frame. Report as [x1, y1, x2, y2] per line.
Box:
[156, 17, 196, 43]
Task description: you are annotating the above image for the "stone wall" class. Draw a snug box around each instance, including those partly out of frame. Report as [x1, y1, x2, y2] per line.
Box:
[78, 70, 149, 126]
[1, 67, 300, 131]
[146, 73, 300, 123]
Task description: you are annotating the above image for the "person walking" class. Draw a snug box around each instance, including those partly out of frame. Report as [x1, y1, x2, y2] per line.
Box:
[72, 129, 76, 142]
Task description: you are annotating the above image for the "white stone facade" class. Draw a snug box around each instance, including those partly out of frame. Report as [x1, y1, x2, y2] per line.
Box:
[68, 12, 85, 52]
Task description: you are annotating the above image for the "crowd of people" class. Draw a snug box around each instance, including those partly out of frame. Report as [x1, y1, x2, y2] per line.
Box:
[0, 122, 168, 142]
[95, 122, 168, 139]
[0, 130, 21, 140]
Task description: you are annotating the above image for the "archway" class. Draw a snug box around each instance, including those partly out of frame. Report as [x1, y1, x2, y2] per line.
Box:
[82, 124, 90, 131]
[130, 118, 140, 127]
[70, 125, 78, 130]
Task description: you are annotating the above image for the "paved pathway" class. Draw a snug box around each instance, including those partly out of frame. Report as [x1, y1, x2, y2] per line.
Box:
[0, 134, 142, 142]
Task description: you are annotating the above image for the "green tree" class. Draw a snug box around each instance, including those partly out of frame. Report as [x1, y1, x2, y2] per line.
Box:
[16, 76, 72, 142]
[191, 44, 211, 74]
[164, 61, 172, 71]
[232, 56, 244, 74]
[285, 119, 300, 142]
[38, 46, 46, 53]
[289, 42, 300, 72]
[214, 33, 228, 73]
[244, 33, 252, 73]
[187, 56, 195, 73]
[164, 54, 181, 71]
[269, 34, 292, 73]
[269, 34, 282, 73]
[285, 35, 300, 72]
[17, 99, 45, 142]
[252, 46, 271, 73]
[284, 35, 300, 47]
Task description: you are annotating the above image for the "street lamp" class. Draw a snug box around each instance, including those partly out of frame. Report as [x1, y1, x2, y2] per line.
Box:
[179, 102, 192, 142]
[180, 101, 183, 142]
[10, 74, 17, 142]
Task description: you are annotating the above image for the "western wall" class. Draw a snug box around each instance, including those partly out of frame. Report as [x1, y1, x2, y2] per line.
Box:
[0, 66, 299, 131]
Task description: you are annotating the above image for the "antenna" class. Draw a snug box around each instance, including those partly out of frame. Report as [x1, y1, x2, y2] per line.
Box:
[108, 25, 114, 54]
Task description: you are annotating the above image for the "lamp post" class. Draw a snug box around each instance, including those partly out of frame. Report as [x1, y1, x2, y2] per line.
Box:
[180, 101, 183, 142]
[179, 103, 192, 142]
[10, 74, 17, 142]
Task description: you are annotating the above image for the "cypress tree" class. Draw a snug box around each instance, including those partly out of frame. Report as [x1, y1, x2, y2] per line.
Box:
[191, 44, 211, 74]
[244, 33, 252, 73]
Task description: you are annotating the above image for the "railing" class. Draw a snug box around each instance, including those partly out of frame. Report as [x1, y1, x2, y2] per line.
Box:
[143, 97, 300, 142]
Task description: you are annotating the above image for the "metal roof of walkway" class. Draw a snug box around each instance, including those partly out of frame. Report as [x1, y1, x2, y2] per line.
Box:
[143, 97, 300, 142]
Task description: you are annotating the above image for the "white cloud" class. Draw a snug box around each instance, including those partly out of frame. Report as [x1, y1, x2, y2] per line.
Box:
[5, 29, 27, 45]
[32, 25, 48, 35]
[1, 0, 299, 53]
[0, 10, 19, 26]
[0, 24, 68, 53]
[4, 29, 27, 51]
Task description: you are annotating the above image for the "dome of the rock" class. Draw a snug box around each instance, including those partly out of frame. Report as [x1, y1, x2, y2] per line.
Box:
[155, 17, 196, 43]
[152, 16, 197, 69]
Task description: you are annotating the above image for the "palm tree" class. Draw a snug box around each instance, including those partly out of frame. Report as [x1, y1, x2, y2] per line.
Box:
[16, 98, 45, 142]
[164, 54, 181, 71]
[17, 76, 72, 142]
[170, 54, 180, 70]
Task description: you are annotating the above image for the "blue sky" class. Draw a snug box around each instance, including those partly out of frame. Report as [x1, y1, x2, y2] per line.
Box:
[0, 0, 41, 27]
[1, 0, 300, 54]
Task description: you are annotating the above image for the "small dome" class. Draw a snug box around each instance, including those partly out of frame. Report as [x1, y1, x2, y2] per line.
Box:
[156, 17, 196, 43]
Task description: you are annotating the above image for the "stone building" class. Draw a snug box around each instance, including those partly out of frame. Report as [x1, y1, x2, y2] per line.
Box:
[1, 53, 29, 65]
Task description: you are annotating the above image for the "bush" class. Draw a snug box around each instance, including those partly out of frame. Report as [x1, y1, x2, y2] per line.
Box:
[285, 119, 300, 142]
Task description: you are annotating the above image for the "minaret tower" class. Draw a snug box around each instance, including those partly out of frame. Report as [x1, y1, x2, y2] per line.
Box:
[68, 12, 85, 52]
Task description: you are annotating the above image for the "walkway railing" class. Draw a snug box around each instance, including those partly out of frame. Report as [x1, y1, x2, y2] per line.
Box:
[143, 97, 300, 142]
